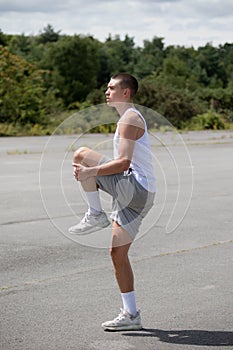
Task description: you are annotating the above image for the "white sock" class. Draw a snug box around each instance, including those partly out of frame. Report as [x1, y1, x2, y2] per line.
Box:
[121, 291, 137, 317]
[84, 191, 102, 215]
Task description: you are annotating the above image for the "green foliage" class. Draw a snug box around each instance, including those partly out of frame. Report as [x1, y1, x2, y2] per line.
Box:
[187, 111, 227, 130]
[45, 35, 101, 105]
[52, 104, 118, 135]
[0, 29, 7, 46]
[136, 77, 203, 128]
[8, 33, 32, 57]
[0, 46, 61, 126]
[197, 43, 227, 87]
[97, 34, 137, 87]
[37, 24, 61, 44]
[90, 123, 116, 134]
[0, 27, 233, 135]
[134, 37, 165, 79]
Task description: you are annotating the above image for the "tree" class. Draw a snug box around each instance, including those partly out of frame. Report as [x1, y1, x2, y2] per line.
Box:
[155, 45, 203, 92]
[99, 34, 136, 78]
[0, 27, 232, 132]
[219, 43, 233, 89]
[133, 37, 165, 79]
[0, 46, 59, 125]
[8, 33, 32, 57]
[38, 24, 61, 44]
[136, 76, 203, 128]
[197, 43, 227, 87]
[46, 35, 100, 105]
[0, 29, 6, 46]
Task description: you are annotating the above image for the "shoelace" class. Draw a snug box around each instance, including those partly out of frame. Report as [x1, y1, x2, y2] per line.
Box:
[114, 309, 127, 322]
[81, 212, 90, 224]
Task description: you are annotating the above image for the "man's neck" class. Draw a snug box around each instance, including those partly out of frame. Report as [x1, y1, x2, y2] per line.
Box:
[115, 102, 134, 116]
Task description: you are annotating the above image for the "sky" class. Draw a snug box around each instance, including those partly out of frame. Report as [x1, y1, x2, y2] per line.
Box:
[0, 0, 232, 48]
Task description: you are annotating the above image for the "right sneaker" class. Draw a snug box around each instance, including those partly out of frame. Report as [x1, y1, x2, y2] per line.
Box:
[68, 211, 110, 235]
[101, 309, 142, 331]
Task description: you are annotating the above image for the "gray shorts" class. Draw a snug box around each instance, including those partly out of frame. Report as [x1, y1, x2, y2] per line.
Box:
[95, 157, 155, 239]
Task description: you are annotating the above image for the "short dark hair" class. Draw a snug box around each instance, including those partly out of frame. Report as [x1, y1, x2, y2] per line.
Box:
[111, 73, 138, 97]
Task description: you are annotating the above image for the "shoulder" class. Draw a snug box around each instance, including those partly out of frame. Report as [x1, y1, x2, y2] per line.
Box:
[119, 109, 145, 130]
[118, 110, 145, 140]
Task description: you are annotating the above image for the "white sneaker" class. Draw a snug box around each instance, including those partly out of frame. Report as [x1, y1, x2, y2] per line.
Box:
[68, 211, 110, 235]
[101, 309, 142, 331]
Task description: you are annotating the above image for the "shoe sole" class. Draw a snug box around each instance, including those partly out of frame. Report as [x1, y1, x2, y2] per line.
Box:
[102, 324, 142, 331]
[69, 221, 110, 235]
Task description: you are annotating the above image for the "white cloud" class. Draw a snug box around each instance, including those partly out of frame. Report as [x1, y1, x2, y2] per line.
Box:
[191, 0, 233, 19]
[0, 0, 232, 47]
[0, 0, 66, 12]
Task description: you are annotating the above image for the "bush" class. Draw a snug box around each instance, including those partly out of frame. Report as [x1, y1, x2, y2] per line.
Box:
[0, 46, 61, 125]
[136, 79, 203, 128]
[188, 111, 227, 130]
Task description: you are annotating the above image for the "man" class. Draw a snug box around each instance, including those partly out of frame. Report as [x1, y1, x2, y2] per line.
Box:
[69, 73, 156, 331]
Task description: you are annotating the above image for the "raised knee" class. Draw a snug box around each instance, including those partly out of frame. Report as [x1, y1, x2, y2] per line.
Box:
[73, 147, 90, 163]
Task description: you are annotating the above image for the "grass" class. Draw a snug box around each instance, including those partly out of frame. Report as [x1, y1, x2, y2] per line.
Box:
[0, 111, 71, 137]
[6, 149, 28, 155]
[1, 110, 233, 137]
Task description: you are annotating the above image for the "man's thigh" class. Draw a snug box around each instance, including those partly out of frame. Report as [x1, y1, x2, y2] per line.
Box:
[111, 221, 133, 248]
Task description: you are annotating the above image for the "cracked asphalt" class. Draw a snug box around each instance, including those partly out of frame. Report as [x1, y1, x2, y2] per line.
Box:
[0, 131, 233, 350]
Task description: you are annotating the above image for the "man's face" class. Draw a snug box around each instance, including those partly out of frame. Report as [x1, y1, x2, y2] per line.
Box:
[105, 78, 126, 107]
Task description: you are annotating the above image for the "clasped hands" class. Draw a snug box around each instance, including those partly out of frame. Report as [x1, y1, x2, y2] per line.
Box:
[72, 162, 88, 181]
[72, 162, 97, 181]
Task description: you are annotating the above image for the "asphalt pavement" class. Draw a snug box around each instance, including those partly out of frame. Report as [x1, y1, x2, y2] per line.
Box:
[0, 130, 233, 350]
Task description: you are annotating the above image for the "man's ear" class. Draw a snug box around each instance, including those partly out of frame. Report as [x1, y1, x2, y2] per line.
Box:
[124, 88, 131, 98]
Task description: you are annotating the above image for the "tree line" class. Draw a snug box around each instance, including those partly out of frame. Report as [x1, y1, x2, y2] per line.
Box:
[0, 25, 233, 135]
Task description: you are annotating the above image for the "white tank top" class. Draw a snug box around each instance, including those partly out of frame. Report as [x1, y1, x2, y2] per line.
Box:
[113, 107, 156, 193]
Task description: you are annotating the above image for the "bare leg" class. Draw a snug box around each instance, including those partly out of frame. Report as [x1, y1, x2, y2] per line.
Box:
[69, 146, 110, 233]
[110, 221, 134, 293]
[73, 146, 103, 192]
[102, 228, 142, 329]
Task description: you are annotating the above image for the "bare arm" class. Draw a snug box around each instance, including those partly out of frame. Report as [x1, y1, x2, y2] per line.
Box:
[96, 122, 137, 175]
[73, 112, 144, 181]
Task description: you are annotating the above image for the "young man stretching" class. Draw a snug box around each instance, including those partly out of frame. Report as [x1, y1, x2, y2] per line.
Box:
[69, 73, 156, 331]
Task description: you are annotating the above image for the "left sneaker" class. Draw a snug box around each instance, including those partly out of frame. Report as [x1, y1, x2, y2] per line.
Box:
[101, 309, 142, 331]
[68, 211, 110, 235]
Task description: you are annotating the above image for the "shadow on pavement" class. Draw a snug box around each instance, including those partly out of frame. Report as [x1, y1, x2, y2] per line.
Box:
[122, 328, 233, 346]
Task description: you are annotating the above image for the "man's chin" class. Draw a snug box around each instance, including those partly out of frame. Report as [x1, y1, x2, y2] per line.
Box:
[106, 101, 115, 107]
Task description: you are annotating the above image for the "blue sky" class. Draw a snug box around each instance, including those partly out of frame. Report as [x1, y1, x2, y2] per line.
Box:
[0, 0, 232, 47]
